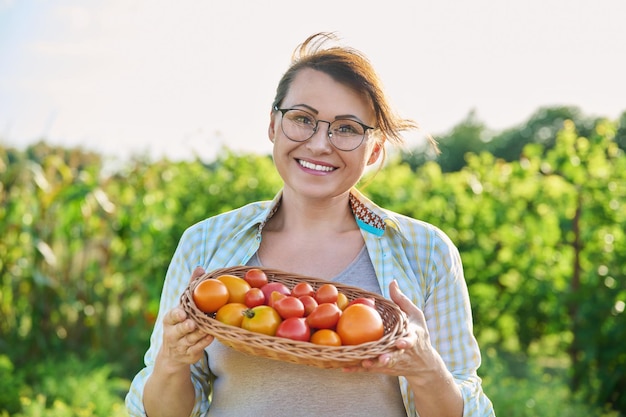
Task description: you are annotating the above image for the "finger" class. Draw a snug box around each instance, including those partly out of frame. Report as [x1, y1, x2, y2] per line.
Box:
[184, 328, 211, 346]
[191, 266, 206, 283]
[163, 306, 187, 326]
[190, 333, 214, 350]
[185, 334, 215, 359]
[390, 280, 427, 326]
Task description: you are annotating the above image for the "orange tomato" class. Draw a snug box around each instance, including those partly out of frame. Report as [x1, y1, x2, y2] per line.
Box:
[217, 275, 251, 304]
[193, 279, 230, 313]
[336, 304, 384, 345]
[310, 329, 342, 346]
[315, 283, 338, 304]
[215, 303, 248, 327]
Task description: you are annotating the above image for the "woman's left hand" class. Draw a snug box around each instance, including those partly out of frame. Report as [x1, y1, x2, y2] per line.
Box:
[342, 280, 435, 376]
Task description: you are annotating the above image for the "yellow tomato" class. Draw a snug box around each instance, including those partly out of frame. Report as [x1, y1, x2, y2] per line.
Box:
[215, 303, 248, 327]
[241, 305, 282, 336]
[336, 292, 349, 310]
[217, 274, 251, 304]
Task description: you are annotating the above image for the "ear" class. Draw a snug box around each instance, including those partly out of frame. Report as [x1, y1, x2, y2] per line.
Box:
[366, 142, 383, 165]
[268, 111, 277, 143]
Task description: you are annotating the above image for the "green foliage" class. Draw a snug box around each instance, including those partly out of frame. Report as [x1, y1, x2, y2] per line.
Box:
[402, 105, 622, 172]
[364, 118, 626, 413]
[481, 350, 620, 417]
[1, 111, 625, 414]
[0, 355, 23, 414]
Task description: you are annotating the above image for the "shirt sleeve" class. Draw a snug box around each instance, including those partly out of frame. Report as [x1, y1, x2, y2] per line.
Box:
[125, 227, 213, 417]
[424, 228, 495, 416]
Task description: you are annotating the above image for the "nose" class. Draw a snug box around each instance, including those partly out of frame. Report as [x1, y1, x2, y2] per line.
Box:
[308, 120, 333, 152]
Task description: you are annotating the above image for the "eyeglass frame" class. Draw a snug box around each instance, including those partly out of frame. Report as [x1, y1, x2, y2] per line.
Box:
[273, 106, 376, 151]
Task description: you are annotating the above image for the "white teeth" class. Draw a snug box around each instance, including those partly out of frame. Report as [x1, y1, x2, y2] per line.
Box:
[298, 159, 335, 172]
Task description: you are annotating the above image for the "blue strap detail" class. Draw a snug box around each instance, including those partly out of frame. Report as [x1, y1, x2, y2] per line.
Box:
[356, 217, 385, 237]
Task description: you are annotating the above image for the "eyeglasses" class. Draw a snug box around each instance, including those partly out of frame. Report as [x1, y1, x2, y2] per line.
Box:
[274, 106, 375, 151]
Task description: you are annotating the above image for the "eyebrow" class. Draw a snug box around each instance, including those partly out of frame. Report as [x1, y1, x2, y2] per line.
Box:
[289, 103, 366, 123]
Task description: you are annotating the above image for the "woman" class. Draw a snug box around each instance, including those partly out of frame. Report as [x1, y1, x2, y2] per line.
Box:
[126, 32, 494, 417]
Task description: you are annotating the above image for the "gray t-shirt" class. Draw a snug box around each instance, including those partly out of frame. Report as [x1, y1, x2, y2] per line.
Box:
[204, 247, 407, 417]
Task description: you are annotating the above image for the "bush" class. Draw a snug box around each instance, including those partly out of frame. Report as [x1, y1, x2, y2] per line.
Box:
[7, 354, 129, 417]
[481, 350, 619, 417]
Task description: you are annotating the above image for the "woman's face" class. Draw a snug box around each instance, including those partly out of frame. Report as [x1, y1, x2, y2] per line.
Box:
[268, 68, 381, 201]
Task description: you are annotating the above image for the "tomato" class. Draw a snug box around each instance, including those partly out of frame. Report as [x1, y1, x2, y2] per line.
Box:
[217, 275, 251, 304]
[243, 268, 269, 288]
[268, 291, 286, 308]
[306, 303, 342, 329]
[276, 317, 310, 342]
[315, 283, 338, 304]
[336, 292, 349, 310]
[260, 282, 291, 304]
[310, 329, 342, 346]
[298, 295, 318, 317]
[291, 282, 315, 298]
[244, 287, 266, 308]
[192, 279, 230, 313]
[347, 297, 376, 309]
[241, 305, 282, 336]
[215, 302, 247, 327]
[336, 304, 384, 345]
[273, 296, 305, 319]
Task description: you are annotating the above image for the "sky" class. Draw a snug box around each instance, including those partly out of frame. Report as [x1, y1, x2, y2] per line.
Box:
[1, 0, 625, 161]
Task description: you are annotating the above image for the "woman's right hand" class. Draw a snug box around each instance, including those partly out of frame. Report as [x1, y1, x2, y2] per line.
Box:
[144, 267, 213, 417]
[158, 267, 214, 370]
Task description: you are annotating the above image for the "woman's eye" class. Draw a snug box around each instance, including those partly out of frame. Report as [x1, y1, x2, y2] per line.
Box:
[288, 111, 315, 126]
[334, 122, 360, 135]
[295, 116, 314, 125]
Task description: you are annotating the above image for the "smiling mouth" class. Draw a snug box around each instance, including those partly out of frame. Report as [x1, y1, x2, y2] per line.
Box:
[297, 159, 336, 172]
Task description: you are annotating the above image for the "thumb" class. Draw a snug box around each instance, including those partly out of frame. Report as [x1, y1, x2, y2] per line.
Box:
[389, 280, 427, 326]
[191, 266, 206, 283]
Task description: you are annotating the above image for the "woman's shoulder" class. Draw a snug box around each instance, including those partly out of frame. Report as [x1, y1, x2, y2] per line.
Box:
[183, 200, 272, 237]
[385, 208, 452, 241]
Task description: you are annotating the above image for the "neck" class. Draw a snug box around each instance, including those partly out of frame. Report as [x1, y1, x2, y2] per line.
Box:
[268, 189, 357, 234]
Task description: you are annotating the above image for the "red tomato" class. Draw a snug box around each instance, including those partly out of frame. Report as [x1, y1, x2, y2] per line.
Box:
[306, 303, 342, 329]
[241, 306, 282, 336]
[347, 297, 376, 309]
[336, 304, 384, 345]
[273, 296, 305, 319]
[260, 282, 291, 304]
[276, 317, 311, 342]
[268, 291, 286, 308]
[215, 303, 247, 327]
[299, 295, 318, 317]
[217, 275, 251, 304]
[244, 287, 266, 308]
[192, 279, 230, 313]
[310, 329, 342, 346]
[315, 283, 338, 304]
[243, 268, 269, 288]
[291, 282, 315, 298]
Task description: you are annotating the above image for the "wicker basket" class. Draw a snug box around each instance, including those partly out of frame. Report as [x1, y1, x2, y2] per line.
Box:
[180, 265, 409, 369]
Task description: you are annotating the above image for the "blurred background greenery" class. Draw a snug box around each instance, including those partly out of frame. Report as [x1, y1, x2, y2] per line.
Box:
[1, 105, 625, 416]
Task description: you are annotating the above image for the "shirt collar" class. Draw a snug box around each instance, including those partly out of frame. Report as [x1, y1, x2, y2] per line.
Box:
[251, 188, 403, 239]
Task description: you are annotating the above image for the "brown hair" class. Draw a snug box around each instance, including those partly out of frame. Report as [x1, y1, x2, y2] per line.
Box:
[271, 32, 437, 152]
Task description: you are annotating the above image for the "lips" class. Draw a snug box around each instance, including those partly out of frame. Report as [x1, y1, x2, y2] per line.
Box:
[297, 159, 336, 172]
